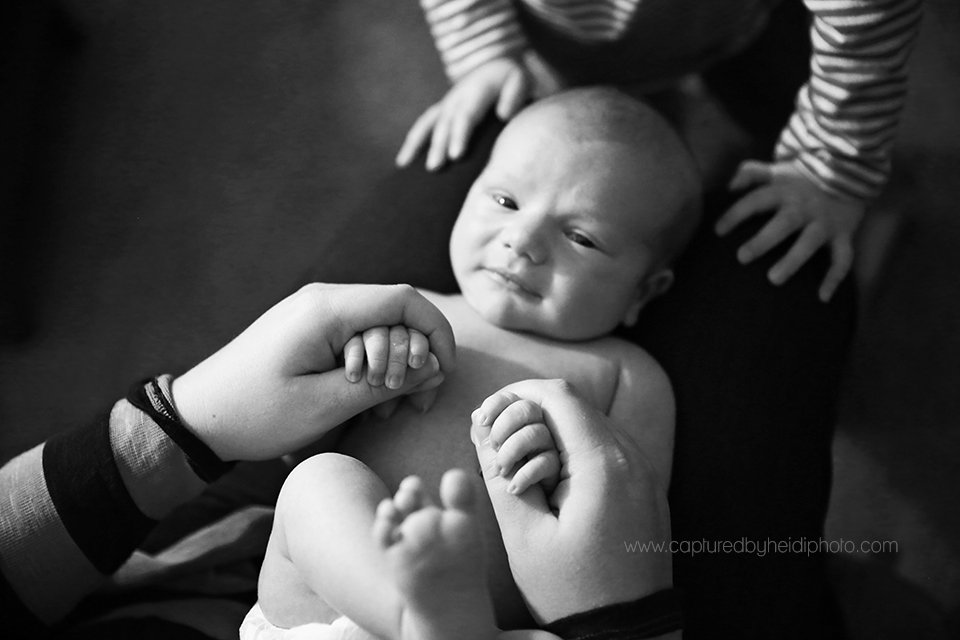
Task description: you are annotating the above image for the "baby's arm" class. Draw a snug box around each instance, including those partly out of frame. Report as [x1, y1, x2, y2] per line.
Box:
[606, 347, 676, 489]
[716, 0, 922, 301]
[397, 0, 563, 170]
[473, 393, 561, 496]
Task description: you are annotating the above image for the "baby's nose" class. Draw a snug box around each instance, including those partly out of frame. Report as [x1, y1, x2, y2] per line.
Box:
[500, 220, 547, 264]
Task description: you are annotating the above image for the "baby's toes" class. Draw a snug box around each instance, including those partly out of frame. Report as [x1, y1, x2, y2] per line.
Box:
[373, 498, 403, 549]
[394, 476, 431, 519]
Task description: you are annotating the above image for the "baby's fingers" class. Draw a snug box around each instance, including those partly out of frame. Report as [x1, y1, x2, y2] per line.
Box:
[507, 450, 561, 496]
[408, 329, 429, 369]
[384, 325, 411, 390]
[819, 238, 854, 303]
[488, 399, 544, 450]
[496, 422, 554, 476]
[396, 104, 440, 167]
[343, 334, 365, 383]
[767, 225, 826, 286]
[363, 327, 390, 386]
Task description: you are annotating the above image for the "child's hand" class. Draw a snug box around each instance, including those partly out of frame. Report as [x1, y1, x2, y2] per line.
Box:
[716, 160, 866, 302]
[343, 325, 432, 389]
[396, 53, 563, 171]
[472, 390, 561, 496]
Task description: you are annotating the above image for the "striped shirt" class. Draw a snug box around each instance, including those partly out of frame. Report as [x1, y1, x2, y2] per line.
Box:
[420, 0, 922, 201]
[0, 377, 206, 628]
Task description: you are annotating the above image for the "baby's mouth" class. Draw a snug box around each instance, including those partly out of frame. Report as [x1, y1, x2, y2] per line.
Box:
[483, 267, 541, 298]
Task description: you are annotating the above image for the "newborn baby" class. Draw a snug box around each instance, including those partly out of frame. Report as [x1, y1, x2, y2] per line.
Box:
[244, 86, 701, 640]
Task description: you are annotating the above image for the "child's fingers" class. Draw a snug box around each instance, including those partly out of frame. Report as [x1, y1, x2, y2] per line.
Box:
[489, 399, 544, 450]
[819, 238, 854, 303]
[343, 334, 365, 383]
[396, 104, 440, 167]
[384, 325, 411, 390]
[507, 449, 561, 496]
[767, 225, 825, 286]
[408, 329, 429, 369]
[426, 110, 453, 171]
[736, 205, 804, 264]
[728, 160, 773, 192]
[362, 326, 390, 386]
[715, 185, 782, 236]
[496, 65, 529, 120]
[496, 422, 554, 477]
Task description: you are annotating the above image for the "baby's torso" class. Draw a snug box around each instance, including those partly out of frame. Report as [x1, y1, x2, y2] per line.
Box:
[336, 291, 629, 627]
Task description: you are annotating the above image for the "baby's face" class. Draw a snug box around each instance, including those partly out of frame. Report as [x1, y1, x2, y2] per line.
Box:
[449, 114, 669, 341]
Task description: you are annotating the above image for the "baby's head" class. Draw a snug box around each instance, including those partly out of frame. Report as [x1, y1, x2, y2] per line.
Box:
[449, 87, 702, 341]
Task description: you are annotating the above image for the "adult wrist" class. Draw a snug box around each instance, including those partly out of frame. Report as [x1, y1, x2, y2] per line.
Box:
[127, 375, 235, 483]
[543, 588, 684, 640]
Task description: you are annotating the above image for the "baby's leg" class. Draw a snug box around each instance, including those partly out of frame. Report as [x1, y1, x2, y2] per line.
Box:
[374, 468, 505, 640]
[260, 453, 410, 636]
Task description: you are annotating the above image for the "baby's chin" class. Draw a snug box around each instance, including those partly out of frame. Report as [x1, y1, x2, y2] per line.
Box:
[468, 296, 613, 342]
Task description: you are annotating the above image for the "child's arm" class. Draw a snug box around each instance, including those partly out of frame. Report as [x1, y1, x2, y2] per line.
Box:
[715, 0, 922, 302]
[397, 0, 563, 170]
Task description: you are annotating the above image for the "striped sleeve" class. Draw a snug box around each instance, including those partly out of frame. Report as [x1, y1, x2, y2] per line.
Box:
[0, 386, 206, 625]
[421, 0, 530, 81]
[775, 0, 922, 201]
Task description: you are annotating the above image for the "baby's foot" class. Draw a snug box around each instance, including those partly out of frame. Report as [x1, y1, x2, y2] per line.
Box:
[373, 471, 498, 640]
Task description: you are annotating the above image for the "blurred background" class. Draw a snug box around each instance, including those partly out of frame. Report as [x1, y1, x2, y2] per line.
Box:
[1, 1, 958, 637]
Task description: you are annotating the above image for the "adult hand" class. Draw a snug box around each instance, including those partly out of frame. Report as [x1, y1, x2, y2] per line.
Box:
[396, 52, 564, 171]
[172, 283, 456, 461]
[715, 160, 866, 302]
[471, 379, 673, 625]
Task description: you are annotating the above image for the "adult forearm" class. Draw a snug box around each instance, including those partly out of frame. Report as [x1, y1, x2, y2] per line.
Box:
[0, 378, 206, 624]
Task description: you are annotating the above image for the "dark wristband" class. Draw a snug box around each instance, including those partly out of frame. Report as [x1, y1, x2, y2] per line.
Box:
[543, 588, 684, 640]
[127, 377, 235, 483]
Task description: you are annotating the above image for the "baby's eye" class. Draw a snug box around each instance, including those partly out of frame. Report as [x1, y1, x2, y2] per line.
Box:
[567, 231, 596, 249]
[493, 194, 518, 210]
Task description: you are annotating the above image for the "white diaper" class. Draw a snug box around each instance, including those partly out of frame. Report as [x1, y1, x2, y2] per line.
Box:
[240, 603, 378, 640]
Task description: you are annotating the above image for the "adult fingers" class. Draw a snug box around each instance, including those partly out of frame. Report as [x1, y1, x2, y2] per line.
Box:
[728, 159, 773, 191]
[384, 325, 411, 390]
[714, 185, 783, 236]
[767, 225, 826, 285]
[819, 238, 854, 302]
[396, 104, 440, 167]
[296, 354, 443, 440]
[736, 206, 805, 264]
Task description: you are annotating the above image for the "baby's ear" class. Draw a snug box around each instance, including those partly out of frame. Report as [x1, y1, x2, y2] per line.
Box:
[622, 268, 674, 327]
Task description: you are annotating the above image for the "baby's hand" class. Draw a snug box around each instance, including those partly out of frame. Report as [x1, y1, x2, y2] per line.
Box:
[396, 53, 563, 171]
[716, 160, 866, 302]
[472, 390, 561, 496]
[343, 325, 432, 389]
